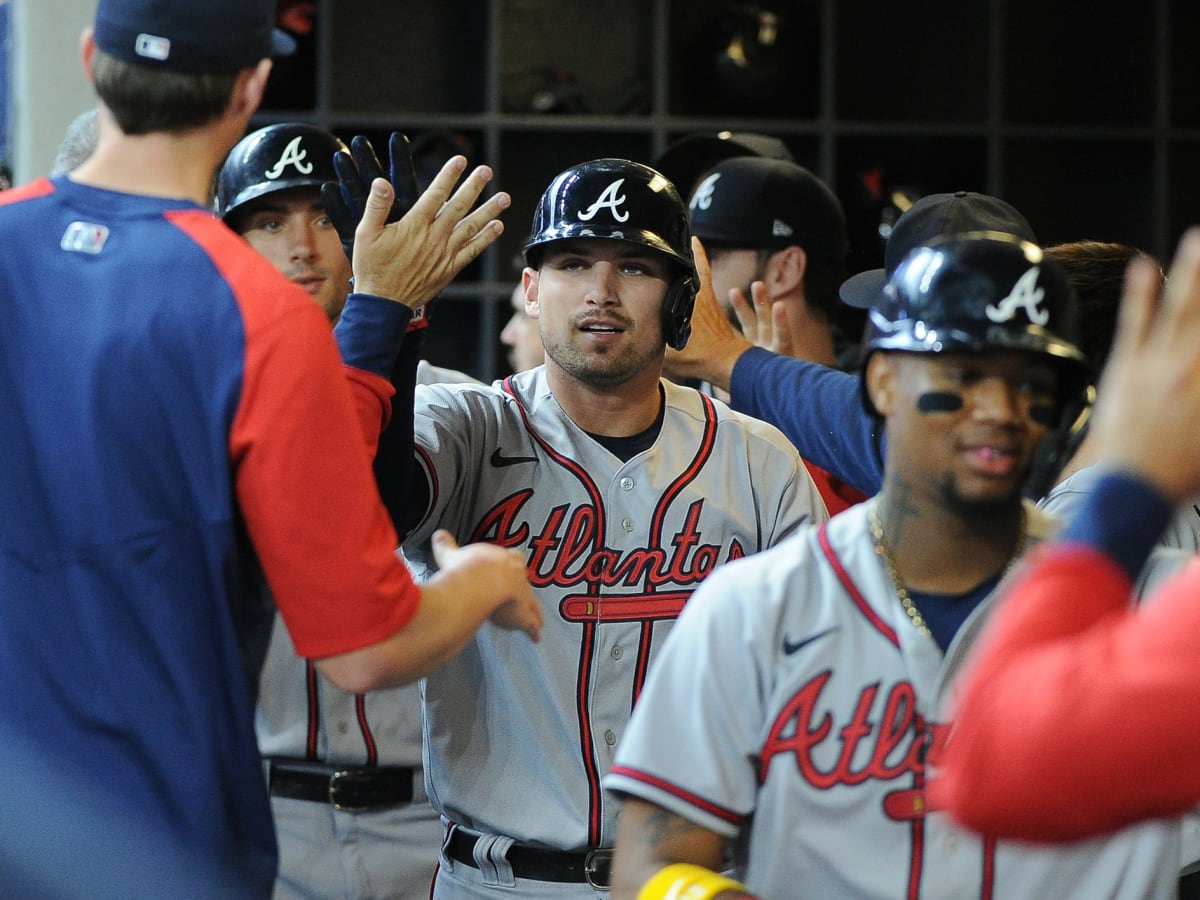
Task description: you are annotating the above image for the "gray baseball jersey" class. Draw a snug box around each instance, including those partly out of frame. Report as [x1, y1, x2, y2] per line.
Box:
[256, 623, 438, 900]
[403, 366, 826, 857]
[253, 362, 479, 900]
[606, 499, 1185, 900]
[1043, 464, 1200, 554]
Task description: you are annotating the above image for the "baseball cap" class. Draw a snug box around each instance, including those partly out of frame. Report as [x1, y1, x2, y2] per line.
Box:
[653, 131, 795, 198]
[839, 191, 1036, 309]
[94, 0, 296, 73]
[688, 156, 848, 263]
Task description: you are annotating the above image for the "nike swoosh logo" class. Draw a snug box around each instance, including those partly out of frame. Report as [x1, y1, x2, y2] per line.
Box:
[782, 626, 839, 656]
[490, 447, 538, 468]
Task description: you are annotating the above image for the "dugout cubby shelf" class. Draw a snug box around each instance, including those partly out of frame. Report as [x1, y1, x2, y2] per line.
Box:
[255, 0, 1191, 384]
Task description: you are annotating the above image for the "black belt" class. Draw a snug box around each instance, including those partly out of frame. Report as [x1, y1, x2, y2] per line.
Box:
[446, 829, 612, 888]
[266, 757, 415, 811]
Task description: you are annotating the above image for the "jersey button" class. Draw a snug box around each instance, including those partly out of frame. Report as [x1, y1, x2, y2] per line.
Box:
[611, 645, 623, 660]
[621, 517, 635, 532]
[619, 476, 634, 491]
[604, 729, 617, 746]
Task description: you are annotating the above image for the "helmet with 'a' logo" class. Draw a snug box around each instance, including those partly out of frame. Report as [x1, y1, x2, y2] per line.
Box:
[523, 158, 697, 350]
[214, 123, 347, 223]
[863, 231, 1092, 416]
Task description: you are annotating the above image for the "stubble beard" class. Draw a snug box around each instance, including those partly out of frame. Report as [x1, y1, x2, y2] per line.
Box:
[542, 337, 653, 390]
[936, 471, 1026, 521]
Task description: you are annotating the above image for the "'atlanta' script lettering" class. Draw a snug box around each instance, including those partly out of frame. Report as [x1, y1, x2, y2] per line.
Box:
[759, 672, 951, 811]
[470, 489, 741, 590]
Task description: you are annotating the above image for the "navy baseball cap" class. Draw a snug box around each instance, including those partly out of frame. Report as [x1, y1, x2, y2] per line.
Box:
[654, 131, 795, 198]
[688, 156, 848, 263]
[94, 0, 295, 73]
[839, 191, 1036, 309]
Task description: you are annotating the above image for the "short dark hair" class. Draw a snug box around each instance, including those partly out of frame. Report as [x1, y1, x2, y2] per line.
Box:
[1045, 240, 1163, 375]
[91, 48, 239, 136]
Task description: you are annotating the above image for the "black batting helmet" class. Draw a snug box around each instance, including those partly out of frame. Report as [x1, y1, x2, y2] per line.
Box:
[863, 231, 1092, 415]
[523, 158, 697, 350]
[215, 123, 347, 222]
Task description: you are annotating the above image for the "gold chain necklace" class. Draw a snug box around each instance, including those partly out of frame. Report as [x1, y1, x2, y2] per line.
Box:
[868, 503, 1027, 639]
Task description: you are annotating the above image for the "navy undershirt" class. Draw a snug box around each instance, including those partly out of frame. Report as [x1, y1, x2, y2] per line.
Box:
[585, 389, 667, 462]
[909, 571, 1005, 654]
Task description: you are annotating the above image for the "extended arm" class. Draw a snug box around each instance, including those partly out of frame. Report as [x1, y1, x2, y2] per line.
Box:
[665, 238, 883, 494]
[611, 800, 755, 900]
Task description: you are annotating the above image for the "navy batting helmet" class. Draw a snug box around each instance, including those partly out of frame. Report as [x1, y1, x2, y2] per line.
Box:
[863, 231, 1092, 415]
[523, 158, 697, 350]
[215, 123, 347, 222]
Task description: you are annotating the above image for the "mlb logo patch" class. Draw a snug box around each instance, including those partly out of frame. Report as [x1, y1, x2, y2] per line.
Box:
[135, 33, 171, 62]
[61, 221, 110, 255]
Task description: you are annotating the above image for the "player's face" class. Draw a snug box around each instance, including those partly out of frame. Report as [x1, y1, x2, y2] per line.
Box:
[500, 282, 545, 373]
[869, 349, 1058, 513]
[232, 187, 352, 324]
[704, 245, 771, 329]
[527, 239, 673, 390]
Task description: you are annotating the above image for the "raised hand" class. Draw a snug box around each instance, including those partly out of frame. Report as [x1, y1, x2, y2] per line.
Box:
[728, 280, 797, 358]
[1090, 227, 1200, 502]
[322, 132, 420, 261]
[663, 237, 754, 391]
[321, 136, 508, 309]
[430, 530, 542, 642]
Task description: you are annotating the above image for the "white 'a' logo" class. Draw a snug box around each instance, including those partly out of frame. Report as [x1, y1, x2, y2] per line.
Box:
[986, 266, 1049, 325]
[690, 173, 720, 212]
[577, 179, 630, 222]
[264, 136, 313, 180]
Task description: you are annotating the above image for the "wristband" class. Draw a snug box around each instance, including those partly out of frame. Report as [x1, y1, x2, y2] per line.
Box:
[637, 863, 752, 900]
[407, 304, 428, 332]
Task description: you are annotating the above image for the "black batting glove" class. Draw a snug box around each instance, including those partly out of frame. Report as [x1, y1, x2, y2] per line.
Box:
[321, 131, 420, 262]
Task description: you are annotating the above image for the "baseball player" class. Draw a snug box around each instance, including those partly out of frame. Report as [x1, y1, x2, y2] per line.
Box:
[685, 156, 867, 514]
[500, 280, 545, 372]
[605, 233, 1189, 899]
[214, 123, 445, 900]
[1033, 241, 1200, 551]
[665, 191, 1045, 498]
[0, 1, 539, 896]
[933, 231, 1200, 841]
[344, 156, 829, 897]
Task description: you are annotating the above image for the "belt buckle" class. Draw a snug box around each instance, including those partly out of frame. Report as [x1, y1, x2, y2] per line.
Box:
[583, 849, 613, 890]
[328, 768, 371, 811]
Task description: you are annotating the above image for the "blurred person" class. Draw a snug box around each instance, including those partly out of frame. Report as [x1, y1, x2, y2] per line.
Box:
[606, 233, 1186, 900]
[50, 107, 99, 175]
[214, 123, 445, 900]
[500, 280, 544, 373]
[0, 1, 539, 895]
[934, 227, 1200, 844]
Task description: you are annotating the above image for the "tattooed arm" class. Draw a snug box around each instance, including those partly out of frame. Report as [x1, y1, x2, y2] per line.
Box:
[611, 798, 756, 900]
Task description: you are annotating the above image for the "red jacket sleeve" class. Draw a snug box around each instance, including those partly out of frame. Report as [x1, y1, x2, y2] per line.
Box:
[183, 214, 421, 659]
[933, 542, 1200, 840]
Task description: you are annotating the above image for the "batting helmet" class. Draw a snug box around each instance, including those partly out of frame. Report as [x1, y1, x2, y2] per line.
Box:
[863, 231, 1092, 415]
[523, 158, 697, 350]
[214, 123, 347, 222]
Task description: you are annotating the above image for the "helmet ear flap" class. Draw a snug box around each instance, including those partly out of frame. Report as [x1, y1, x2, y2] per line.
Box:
[662, 272, 698, 350]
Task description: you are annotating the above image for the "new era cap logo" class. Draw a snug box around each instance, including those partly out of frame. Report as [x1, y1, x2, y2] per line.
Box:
[134, 33, 171, 61]
[772, 219, 793, 238]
